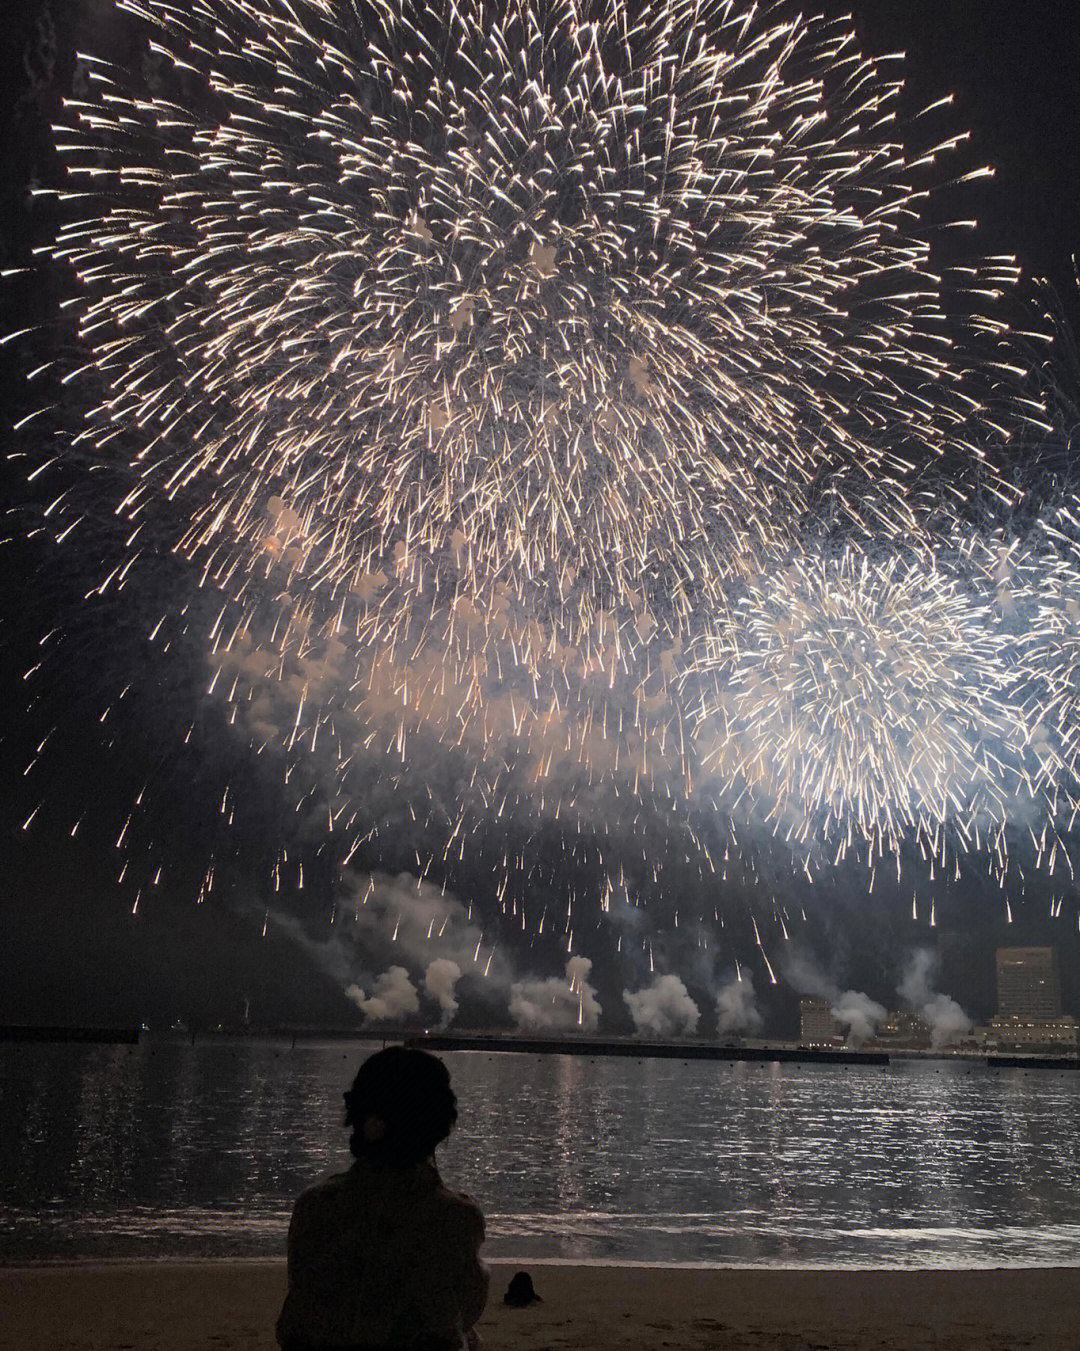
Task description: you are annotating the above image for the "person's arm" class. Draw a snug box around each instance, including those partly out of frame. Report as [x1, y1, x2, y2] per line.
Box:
[458, 1205, 489, 1334]
[276, 1194, 313, 1349]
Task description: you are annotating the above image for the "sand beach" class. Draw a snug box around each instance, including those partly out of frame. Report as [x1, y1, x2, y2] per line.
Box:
[3, 1260, 1079, 1351]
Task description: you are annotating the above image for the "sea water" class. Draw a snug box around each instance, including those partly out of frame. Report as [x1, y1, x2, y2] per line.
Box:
[3, 1038, 1080, 1266]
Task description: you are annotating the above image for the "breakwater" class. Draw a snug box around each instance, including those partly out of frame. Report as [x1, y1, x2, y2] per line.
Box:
[408, 1031, 890, 1065]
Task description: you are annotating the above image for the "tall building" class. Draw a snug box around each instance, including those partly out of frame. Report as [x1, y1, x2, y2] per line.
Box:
[996, 947, 1062, 1020]
[799, 996, 839, 1047]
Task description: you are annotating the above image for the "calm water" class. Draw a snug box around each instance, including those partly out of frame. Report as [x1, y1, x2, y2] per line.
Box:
[3, 1038, 1080, 1267]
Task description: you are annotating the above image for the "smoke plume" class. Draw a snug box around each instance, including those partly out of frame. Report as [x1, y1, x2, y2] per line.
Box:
[510, 956, 601, 1032]
[716, 972, 763, 1035]
[624, 974, 700, 1038]
[782, 950, 837, 999]
[831, 989, 887, 1044]
[784, 948, 885, 1044]
[342, 872, 508, 984]
[424, 958, 462, 1029]
[899, 948, 972, 1048]
[346, 965, 420, 1023]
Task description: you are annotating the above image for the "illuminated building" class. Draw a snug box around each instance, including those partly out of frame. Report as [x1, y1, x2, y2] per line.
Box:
[996, 947, 1062, 1020]
[991, 947, 1077, 1052]
[874, 1011, 931, 1050]
[799, 996, 840, 1048]
[986, 1015, 1078, 1052]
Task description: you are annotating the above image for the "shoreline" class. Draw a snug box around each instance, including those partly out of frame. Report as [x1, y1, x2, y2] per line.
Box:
[7, 1031, 1080, 1072]
[6, 1252, 1080, 1270]
[3, 1259, 1079, 1350]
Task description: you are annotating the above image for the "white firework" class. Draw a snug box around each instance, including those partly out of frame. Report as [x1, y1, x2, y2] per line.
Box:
[689, 548, 1026, 855]
[50, 0, 1041, 641]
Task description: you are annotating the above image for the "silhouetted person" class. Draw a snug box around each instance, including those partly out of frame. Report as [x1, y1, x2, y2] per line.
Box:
[277, 1046, 488, 1351]
[503, 1271, 542, 1306]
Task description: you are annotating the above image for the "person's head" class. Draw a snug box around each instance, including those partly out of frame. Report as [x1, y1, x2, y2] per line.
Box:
[343, 1046, 458, 1167]
[504, 1271, 542, 1306]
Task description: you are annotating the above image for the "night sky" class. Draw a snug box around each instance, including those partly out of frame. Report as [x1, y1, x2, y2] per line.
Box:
[1, 0, 1079, 1033]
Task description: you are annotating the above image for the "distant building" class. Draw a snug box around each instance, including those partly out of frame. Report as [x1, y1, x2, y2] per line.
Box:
[799, 996, 840, 1047]
[874, 1010, 931, 1050]
[990, 947, 1075, 1052]
[996, 947, 1062, 1020]
[986, 1015, 1079, 1053]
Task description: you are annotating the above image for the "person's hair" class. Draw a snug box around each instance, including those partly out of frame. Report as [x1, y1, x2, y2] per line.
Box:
[343, 1046, 458, 1166]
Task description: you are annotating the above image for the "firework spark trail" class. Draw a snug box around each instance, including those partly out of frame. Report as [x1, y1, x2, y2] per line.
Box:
[49, 0, 1042, 630]
[15, 0, 1080, 994]
[969, 504, 1080, 805]
[206, 573, 722, 920]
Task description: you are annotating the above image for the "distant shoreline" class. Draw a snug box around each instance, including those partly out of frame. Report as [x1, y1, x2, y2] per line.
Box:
[5, 1023, 1080, 1068]
[408, 1029, 890, 1064]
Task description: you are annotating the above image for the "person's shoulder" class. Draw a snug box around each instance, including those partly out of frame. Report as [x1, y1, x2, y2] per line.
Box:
[432, 1180, 485, 1235]
[293, 1168, 353, 1212]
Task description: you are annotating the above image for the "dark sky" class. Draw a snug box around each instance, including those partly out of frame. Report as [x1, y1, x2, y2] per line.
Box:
[1, 0, 1079, 1031]
[849, 1, 1079, 307]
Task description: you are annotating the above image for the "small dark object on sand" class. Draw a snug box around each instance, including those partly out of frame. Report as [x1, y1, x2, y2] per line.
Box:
[504, 1271, 542, 1306]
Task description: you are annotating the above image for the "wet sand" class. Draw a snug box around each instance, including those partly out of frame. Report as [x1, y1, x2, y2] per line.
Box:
[2, 1259, 1079, 1350]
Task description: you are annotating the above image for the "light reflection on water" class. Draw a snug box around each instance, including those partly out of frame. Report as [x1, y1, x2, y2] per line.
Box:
[3, 1039, 1080, 1266]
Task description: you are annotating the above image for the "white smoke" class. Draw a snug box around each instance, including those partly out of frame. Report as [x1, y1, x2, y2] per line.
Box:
[782, 950, 837, 999]
[624, 974, 700, 1038]
[899, 948, 972, 1048]
[920, 993, 973, 1048]
[341, 872, 509, 987]
[346, 965, 420, 1023]
[268, 872, 497, 1020]
[831, 989, 886, 1044]
[601, 887, 649, 941]
[424, 958, 462, 1029]
[267, 910, 355, 984]
[784, 949, 885, 1045]
[271, 872, 615, 1035]
[898, 948, 938, 1007]
[510, 956, 601, 1032]
[716, 972, 763, 1035]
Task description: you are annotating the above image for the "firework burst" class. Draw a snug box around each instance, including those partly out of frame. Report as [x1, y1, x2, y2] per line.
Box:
[49, 0, 1040, 633]
[689, 548, 1025, 859]
[15, 0, 1077, 994]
